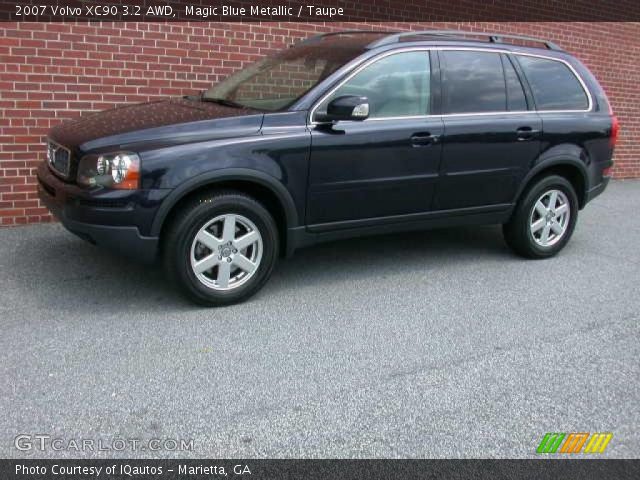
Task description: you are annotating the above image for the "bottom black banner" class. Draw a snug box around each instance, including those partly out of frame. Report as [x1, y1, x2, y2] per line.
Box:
[1, 459, 640, 480]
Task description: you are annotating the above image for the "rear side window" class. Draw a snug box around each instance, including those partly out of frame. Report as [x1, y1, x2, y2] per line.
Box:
[441, 51, 506, 114]
[517, 56, 589, 111]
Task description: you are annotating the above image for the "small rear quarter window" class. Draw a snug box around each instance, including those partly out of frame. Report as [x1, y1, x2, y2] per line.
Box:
[517, 56, 589, 111]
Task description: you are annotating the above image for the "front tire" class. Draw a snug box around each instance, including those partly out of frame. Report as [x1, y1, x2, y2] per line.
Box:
[503, 175, 578, 259]
[163, 191, 278, 306]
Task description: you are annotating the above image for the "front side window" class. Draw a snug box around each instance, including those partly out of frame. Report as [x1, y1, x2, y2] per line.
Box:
[442, 50, 507, 114]
[315, 51, 431, 119]
[517, 56, 589, 111]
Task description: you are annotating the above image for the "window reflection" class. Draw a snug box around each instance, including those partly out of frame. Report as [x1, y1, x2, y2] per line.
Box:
[518, 56, 588, 110]
[442, 51, 507, 114]
[318, 51, 431, 118]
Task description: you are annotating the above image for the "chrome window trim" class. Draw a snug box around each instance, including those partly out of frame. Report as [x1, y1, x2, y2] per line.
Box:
[308, 46, 593, 125]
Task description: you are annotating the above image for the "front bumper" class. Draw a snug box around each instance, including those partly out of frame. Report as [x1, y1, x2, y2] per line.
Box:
[37, 162, 160, 263]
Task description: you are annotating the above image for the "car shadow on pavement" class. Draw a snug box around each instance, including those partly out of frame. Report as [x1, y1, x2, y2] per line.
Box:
[8, 223, 509, 312]
[267, 224, 510, 295]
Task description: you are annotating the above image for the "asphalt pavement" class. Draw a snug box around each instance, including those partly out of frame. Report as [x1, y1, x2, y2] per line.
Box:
[1, 180, 639, 459]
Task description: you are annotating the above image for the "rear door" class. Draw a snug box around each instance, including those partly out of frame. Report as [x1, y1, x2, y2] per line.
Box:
[434, 49, 542, 211]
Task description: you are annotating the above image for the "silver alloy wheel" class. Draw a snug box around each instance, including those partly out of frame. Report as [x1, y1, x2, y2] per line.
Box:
[190, 214, 263, 291]
[529, 189, 571, 247]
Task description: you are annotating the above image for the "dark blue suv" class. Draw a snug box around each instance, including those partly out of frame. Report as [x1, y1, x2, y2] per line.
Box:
[37, 30, 617, 305]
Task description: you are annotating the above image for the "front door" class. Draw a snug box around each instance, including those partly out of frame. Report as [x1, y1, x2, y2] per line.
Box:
[306, 50, 443, 227]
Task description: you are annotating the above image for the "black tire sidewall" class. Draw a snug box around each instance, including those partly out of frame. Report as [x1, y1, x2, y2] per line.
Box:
[171, 195, 278, 305]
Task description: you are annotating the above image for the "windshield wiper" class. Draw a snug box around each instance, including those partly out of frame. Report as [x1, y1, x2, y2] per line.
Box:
[200, 96, 245, 108]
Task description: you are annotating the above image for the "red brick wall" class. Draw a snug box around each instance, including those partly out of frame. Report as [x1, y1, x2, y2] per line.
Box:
[1, 21, 639, 226]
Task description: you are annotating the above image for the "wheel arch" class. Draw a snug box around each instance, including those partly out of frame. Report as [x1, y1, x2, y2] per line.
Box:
[152, 169, 299, 256]
[515, 158, 589, 210]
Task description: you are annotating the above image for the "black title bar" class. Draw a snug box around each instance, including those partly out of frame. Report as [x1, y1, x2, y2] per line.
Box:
[2, 459, 640, 480]
[2, 0, 640, 22]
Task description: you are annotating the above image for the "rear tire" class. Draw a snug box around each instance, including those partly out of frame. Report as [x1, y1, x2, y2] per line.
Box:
[503, 175, 578, 259]
[163, 190, 278, 306]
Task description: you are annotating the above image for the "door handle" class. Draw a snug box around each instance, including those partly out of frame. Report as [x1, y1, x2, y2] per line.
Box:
[410, 132, 440, 146]
[516, 126, 541, 141]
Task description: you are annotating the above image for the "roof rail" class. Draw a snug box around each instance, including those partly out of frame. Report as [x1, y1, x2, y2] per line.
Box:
[298, 30, 398, 46]
[367, 30, 563, 51]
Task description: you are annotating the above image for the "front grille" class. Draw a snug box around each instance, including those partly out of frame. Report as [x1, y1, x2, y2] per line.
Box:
[46, 140, 72, 178]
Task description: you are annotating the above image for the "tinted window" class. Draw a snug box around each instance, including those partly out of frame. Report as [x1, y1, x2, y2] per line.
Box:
[204, 43, 368, 111]
[517, 56, 589, 110]
[442, 51, 506, 114]
[503, 56, 528, 111]
[316, 51, 430, 119]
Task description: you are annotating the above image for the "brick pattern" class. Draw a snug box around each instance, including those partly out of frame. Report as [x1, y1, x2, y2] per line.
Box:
[1, 21, 639, 226]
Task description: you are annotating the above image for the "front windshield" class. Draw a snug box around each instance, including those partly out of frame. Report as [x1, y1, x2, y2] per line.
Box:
[203, 42, 368, 111]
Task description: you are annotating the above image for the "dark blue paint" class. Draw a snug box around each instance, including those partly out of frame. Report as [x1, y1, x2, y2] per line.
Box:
[37, 37, 614, 263]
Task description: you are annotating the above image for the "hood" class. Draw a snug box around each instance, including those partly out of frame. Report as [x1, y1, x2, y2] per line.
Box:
[49, 97, 261, 150]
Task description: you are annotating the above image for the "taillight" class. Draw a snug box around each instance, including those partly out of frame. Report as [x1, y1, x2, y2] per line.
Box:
[610, 115, 619, 148]
[603, 89, 619, 149]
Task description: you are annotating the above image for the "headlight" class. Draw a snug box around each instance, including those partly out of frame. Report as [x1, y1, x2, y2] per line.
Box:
[77, 152, 140, 189]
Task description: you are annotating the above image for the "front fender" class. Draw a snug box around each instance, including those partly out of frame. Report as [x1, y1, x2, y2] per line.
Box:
[150, 168, 299, 237]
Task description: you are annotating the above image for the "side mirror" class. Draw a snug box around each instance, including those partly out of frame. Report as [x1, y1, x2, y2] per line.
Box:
[316, 95, 370, 123]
